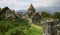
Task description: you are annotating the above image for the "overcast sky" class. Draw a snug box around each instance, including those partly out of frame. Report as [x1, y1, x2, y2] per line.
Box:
[0, 0, 60, 10]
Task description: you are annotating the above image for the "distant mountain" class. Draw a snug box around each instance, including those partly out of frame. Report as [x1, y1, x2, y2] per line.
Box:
[16, 6, 60, 15]
[16, 10, 27, 15]
[16, 10, 27, 12]
[36, 6, 60, 14]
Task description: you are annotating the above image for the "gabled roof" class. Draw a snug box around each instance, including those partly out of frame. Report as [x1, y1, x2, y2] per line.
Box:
[28, 4, 35, 12]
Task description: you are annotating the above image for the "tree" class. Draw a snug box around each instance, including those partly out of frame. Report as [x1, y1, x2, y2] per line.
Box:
[0, 19, 30, 35]
[53, 12, 60, 19]
[41, 12, 53, 18]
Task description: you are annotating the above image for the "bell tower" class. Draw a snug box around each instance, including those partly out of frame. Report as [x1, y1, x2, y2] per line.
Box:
[28, 4, 35, 12]
[27, 4, 35, 18]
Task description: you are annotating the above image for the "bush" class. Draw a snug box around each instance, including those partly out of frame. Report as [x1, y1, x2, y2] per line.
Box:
[0, 19, 30, 35]
[6, 28, 25, 35]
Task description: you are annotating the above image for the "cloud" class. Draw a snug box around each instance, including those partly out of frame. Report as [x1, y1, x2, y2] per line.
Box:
[0, 0, 60, 10]
[32, 0, 60, 7]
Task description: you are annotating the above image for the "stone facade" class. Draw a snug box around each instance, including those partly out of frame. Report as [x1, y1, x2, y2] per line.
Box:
[15, 12, 22, 19]
[1, 7, 15, 19]
[5, 9, 15, 19]
[32, 12, 41, 24]
[25, 4, 41, 23]
[26, 4, 35, 18]
[42, 19, 60, 35]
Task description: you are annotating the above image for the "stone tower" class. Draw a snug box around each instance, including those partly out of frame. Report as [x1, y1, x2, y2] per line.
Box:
[28, 4, 35, 12]
[26, 4, 35, 18]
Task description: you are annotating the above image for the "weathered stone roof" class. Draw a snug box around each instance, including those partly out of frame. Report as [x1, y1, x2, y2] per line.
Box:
[28, 4, 35, 12]
[1, 7, 10, 13]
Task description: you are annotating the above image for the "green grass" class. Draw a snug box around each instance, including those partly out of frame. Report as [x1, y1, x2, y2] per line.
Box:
[0, 32, 3, 35]
[28, 24, 43, 35]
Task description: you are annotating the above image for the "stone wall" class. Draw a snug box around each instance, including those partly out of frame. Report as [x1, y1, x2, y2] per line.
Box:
[42, 19, 60, 35]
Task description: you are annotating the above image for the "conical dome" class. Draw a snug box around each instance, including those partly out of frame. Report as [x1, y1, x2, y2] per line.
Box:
[28, 4, 35, 12]
[1, 7, 9, 12]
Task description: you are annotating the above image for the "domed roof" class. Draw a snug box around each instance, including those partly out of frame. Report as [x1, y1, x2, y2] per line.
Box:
[28, 4, 35, 12]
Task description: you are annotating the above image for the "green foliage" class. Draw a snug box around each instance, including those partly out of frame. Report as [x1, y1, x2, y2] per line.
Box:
[41, 12, 53, 18]
[53, 12, 60, 19]
[0, 19, 30, 35]
[0, 7, 30, 35]
[28, 25, 43, 35]
[5, 28, 25, 35]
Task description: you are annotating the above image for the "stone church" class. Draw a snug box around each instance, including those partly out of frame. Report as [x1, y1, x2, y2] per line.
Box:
[25, 4, 41, 24]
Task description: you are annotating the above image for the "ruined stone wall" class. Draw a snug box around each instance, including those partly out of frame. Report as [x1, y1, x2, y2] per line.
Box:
[42, 19, 60, 35]
[5, 10, 15, 19]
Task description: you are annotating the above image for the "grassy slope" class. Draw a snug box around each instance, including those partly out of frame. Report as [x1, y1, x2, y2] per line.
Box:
[28, 24, 43, 35]
[0, 23, 43, 35]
